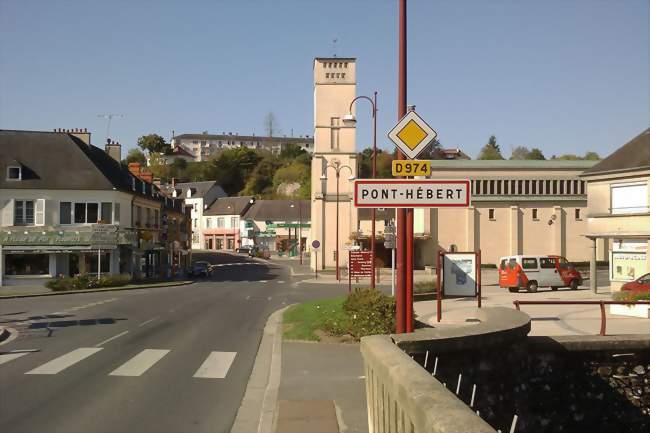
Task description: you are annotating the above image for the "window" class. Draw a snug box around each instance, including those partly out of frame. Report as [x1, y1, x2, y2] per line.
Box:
[206, 218, 211, 228]
[330, 117, 340, 149]
[325, 73, 330, 78]
[475, 180, 481, 195]
[136, 206, 142, 226]
[60, 202, 72, 224]
[14, 200, 35, 225]
[146, 208, 151, 226]
[540, 257, 556, 269]
[114, 203, 121, 225]
[522, 258, 538, 269]
[7, 166, 21, 180]
[517, 180, 523, 194]
[74, 203, 100, 224]
[193, 218, 198, 228]
[231, 217, 238, 228]
[154, 209, 159, 228]
[552, 180, 558, 195]
[524, 181, 530, 195]
[101, 203, 112, 223]
[531, 181, 537, 195]
[611, 182, 648, 214]
[559, 180, 565, 195]
[508, 258, 517, 269]
[489, 180, 495, 195]
[5, 254, 49, 275]
[496, 180, 502, 195]
[217, 217, 225, 228]
[532, 209, 538, 220]
[575, 209, 581, 220]
[131, 177, 136, 191]
[488, 209, 495, 220]
[341, 73, 345, 78]
[141, 181, 146, 194]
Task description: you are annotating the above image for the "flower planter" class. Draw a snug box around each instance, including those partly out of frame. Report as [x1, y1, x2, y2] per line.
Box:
[610, 303, 650, 319]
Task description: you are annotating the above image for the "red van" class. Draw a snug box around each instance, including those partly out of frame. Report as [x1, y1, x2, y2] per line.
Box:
[499, 255, 583, 293]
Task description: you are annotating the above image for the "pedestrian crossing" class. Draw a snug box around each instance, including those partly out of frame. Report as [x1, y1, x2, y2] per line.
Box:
[1, 348, 237, 379]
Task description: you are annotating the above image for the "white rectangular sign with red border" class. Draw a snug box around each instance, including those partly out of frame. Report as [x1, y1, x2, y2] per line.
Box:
[354, 180, 470, 208]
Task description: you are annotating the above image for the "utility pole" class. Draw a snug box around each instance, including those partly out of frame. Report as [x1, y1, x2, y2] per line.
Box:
[97, 113, 124, 141]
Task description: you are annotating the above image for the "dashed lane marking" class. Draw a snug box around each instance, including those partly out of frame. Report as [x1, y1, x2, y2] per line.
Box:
[95, 330, 129, 347]
[0, 352, 29, 365]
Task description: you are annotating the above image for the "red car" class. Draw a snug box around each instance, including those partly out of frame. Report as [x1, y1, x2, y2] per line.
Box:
[621, 273, 650, 292]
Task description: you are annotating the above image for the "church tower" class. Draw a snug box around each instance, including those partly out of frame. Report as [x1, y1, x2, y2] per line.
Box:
[311, 57, 359, 270]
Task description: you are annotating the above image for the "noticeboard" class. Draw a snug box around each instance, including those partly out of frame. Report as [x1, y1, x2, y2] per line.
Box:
[349, 251, 373, 278]
[442, 253, 477, 296]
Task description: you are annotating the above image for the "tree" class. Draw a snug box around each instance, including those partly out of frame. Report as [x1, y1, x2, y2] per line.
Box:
[137, 134, 170, 154]
[241, 156, 282, 196]
[204, 147, 261, 195]
[280, 143, 307, 160]
[171, 158, 188, 171]
[124, 148, 146, 165]
[527, 148, 546, 160]
[584, 151, 600, 160]
[510, 146, 531, 160]
[477, 135, 504, 160]
[264, 112, 280, 137]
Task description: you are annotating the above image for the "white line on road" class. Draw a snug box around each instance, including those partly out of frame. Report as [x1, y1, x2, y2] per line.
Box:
[95, 330, 129, 347]
[138, 317, 159, 327]
[259, 280, 268, 283]
[277, 280, 285, 284]
[0, 352, 29, 365]
[193, 351, 236, 379]
[109, 349, 169, 377]
[26, 348, 103, 374]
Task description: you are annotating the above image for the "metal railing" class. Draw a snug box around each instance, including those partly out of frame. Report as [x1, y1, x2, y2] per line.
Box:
[513, 300, 650, 336]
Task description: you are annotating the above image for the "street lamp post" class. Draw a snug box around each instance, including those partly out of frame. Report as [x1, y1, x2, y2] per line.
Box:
[343, 92, 378, 289]
[290, 202, 304, 265]
[321, 161, 355, 281]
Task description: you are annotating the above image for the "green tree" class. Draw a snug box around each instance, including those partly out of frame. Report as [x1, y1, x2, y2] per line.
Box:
[124, 148, 146, 165]
[204, 148, 261, 195]
[280, 143, 307, 160]
[527, 148, 546, 160]
[477, 135, 504, 160]
[137, 134, 170, 154]
[510, 146, 531, 160]
[584, 151, 600, 160]
[241, 156, 282, 196]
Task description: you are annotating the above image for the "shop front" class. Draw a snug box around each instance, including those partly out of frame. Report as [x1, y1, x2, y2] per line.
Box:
[0, 226, 136, 286]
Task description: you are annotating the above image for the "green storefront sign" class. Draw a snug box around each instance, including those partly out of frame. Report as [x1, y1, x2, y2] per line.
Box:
[266, 223, 311, 229]
[0, 227, 136, 247]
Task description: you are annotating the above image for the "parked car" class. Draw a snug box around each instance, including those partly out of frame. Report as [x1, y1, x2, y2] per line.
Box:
[499, 255, 583, 293]
[236, 246, 251, 254]
[189, 261, 211, 278]
[621, 273, 650, 292]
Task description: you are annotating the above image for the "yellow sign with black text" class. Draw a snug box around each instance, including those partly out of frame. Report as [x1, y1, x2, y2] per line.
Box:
[392, 160, 431, 177]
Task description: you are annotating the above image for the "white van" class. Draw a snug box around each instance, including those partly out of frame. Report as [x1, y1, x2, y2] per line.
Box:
[498, 255, 583, 293]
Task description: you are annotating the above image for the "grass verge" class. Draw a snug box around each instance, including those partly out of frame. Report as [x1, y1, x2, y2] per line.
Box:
[283, 297, 346, 341]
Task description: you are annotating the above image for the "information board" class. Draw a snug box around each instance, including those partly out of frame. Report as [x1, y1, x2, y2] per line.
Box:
[349, 251, 373, 278]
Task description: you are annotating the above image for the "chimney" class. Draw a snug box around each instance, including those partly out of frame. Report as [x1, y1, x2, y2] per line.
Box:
[171, 177, 176, 189]
[128, 162, 141, 177]
[63, 127, 91, 145]
[105, 138, 122, 162]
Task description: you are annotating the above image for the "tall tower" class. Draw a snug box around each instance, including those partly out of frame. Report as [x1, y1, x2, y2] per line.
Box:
[311, 57, 358, 270]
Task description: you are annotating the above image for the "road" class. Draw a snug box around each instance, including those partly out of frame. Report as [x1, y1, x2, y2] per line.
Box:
[0, 252, 341, 433]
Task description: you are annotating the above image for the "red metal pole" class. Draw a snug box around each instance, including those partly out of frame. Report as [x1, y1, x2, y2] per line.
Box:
[599, 301, 606, 336]
[436, 251, 442, 322]
[477, 250, 482, 308]
[299, 203, 303, 265]
[370, 91, 377, 290]
[395, 0, 408, 333]
[348, 251, 352, 294]
[406, 209, 413, 332]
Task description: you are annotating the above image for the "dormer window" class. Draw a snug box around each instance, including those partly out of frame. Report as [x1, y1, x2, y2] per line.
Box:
[7, 166, 21, 180]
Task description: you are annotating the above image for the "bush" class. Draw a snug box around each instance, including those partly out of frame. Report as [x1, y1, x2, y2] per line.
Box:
[324, 288, 395, 339]
[613, 291, 650, 302]
[414, 280, 437, 294]
[45, 274, 132, 291]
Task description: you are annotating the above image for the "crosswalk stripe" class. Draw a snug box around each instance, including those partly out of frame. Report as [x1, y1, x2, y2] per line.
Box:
[193, 351, 236, 379]
[25, 348, 102, 374]
[109, 349, 169, 377]
[0, 352, 29, 366]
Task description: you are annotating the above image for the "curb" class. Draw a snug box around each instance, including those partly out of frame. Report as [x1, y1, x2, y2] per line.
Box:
[230, 304, 293, 433]
[0, 281, 195, 299]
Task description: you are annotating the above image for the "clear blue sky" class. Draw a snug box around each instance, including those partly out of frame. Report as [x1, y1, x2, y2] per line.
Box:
[1, 0, 648, 159]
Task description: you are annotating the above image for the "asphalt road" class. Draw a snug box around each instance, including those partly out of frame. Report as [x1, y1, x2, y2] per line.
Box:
[0, 252, 345, 433]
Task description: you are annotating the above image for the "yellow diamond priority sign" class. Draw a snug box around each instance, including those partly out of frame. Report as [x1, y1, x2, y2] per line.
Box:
[388, 111, 437, 159]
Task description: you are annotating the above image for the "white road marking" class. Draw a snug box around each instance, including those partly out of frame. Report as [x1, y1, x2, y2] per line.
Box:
[277, 280, 285, 284]
[138, 317, 159, 327]
[95, 330, 129, 347]
[193, 351, 236, 379]
[26, 348, 103, 374]
[0, 352, 29, 365]
[109, 349, 169, 377]
[259, 280, 268, 283]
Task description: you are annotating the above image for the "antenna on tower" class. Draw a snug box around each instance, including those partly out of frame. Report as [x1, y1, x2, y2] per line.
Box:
[97, 113, 124, 141]
[332, 37, 339, 57]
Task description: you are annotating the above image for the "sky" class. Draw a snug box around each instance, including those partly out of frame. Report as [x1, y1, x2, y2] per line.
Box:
[1, 0, 648, 159]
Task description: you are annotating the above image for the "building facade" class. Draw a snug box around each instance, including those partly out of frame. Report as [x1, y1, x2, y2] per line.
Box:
[0, 130, 189, 286]
[582, 128, 650, 292]
[202, 197, 255, 251]
[241, 200, 311, 254]
[170, 132, 314, 162]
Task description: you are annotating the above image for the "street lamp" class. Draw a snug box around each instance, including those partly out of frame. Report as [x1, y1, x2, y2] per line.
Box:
[290, 202, 303, 265]
[321, 161, 355, 281]
[344, 92, 378, 289]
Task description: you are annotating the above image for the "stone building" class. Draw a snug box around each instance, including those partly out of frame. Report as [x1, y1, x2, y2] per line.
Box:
[582, 128, 650, 291]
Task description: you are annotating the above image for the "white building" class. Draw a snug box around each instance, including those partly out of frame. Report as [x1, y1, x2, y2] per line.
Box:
[170, 132, 314, 162]
[170, 181, 227, 249]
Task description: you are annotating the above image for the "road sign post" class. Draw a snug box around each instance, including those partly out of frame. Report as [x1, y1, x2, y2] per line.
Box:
[312, 240, 321, 279]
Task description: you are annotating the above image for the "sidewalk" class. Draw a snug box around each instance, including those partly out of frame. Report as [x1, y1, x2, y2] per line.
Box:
[276, 341, 367, 433]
